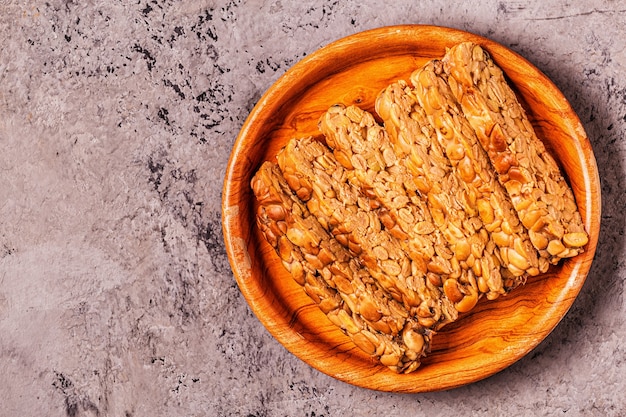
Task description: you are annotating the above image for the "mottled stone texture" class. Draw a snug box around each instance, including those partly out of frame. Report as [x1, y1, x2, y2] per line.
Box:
[0, 1, 624, 416]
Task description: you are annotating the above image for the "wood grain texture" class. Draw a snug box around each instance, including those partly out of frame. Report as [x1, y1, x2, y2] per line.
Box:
[221, 25, 601, 392]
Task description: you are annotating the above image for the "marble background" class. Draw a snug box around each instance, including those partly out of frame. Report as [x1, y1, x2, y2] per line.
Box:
[1, 1, 625, 416]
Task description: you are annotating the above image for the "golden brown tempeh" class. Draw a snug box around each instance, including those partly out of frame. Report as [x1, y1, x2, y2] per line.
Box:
[441, 42, 588, 263]
[319, 103, 483, 315]
[410, 60, 545, 281]
[251, 161, 429, 373]
[376, 81, 506, 300]
[277, 137, 459, 327]
[252, 161, 413, 335]
[248, 41, 590, 374]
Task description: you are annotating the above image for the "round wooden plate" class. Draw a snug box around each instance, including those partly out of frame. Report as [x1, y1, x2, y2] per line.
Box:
[221, 25, 601, 392]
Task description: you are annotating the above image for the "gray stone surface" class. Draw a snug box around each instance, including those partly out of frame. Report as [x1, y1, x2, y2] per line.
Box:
[1, 1, 624, 416]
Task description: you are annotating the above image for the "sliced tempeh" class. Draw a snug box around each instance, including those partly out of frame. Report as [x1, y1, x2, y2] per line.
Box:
[252, 161, 411, 335]
[441, 42, 588, 263]
[319, 103, 480, 313]
[277, 137, 458, 327]
[410, 60, 545, 280]
[376, 80, 508, 299]
[251, 161, 429, 373]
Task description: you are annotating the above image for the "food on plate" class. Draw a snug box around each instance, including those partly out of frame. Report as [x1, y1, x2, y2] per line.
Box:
[249, 42, 588, 373]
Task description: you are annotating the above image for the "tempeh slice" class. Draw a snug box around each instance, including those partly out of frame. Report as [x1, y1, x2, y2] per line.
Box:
[376, 81, 507, 299]
[277, 137, 458, 328]
[319, 103, 481, 314]
[251, 161, 429, 373]
[441, 42, 588, 263]
[410, 60, 545, 280]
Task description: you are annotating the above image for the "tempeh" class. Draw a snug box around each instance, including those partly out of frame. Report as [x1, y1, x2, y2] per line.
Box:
[319, 103, 482, 315]
[277, 137, 458, 328]
[441, 42, 588, 263]
[376, 81, 507, 300]
[410, 60, 545, 280]
[252, 161, 412, 335]
[251, 161, 429, 373]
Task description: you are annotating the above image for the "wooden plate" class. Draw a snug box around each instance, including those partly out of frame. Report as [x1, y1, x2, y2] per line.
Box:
[221, 25, 601, 392]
